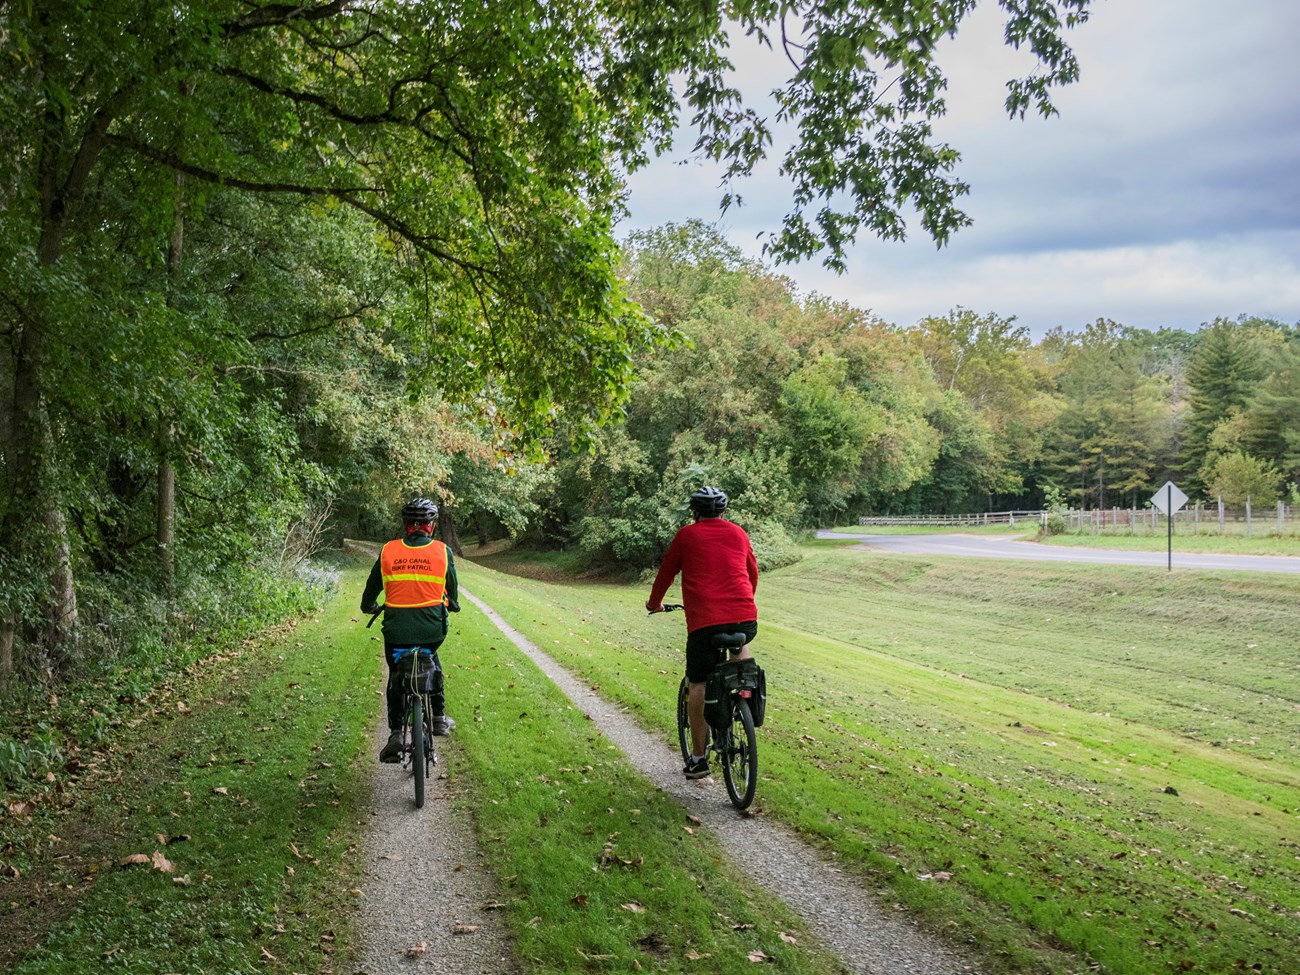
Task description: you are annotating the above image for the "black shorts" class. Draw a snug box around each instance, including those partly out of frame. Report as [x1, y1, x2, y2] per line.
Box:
[685, 621, 757, 684]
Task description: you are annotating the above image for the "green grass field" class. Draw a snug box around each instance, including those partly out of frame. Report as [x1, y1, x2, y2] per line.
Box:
[4, 544, 1296, 975]
[461, 542, 1300, 975]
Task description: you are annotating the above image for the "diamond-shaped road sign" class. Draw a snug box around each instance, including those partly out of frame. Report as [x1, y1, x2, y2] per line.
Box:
[1151, 480, 1188, 515]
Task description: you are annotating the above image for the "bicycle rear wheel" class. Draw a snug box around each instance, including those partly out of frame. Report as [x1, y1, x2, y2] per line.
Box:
[720, 696, 757, 810]
[411, 696, 426, 809]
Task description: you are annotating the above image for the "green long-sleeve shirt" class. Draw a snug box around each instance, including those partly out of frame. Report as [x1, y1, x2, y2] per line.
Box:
[360, 533, 459, 646]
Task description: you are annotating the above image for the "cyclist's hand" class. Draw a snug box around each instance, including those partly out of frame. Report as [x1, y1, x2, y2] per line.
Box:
[364, 602, 381, 615]
[446, 598, 461, 613]
[646, 600, 663, 613]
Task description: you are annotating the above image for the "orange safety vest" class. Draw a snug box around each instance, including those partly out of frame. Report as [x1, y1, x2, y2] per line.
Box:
[380, 538, 449, 608]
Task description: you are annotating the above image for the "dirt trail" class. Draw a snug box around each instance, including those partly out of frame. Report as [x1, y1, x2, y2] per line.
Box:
[354, 589, 979, 974]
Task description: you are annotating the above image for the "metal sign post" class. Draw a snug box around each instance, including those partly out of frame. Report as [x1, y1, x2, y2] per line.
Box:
[1150, 481, 1189, 571]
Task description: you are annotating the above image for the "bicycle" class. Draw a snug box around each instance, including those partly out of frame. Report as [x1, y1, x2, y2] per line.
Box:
[368, 609, 439, 809]
[654, 604, 763, 810]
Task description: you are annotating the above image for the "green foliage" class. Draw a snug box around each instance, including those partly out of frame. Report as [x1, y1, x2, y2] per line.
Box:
[1199, 451, 1283, 507]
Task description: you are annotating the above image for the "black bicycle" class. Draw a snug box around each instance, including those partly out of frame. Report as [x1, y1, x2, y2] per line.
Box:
[656, 604, 763, 810]
[369, 610, 438, 808]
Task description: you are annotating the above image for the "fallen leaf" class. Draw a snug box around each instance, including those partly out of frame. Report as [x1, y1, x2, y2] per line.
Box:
[152, 851, 176, 873]
[405, 942, 428, 958]
[212, 787, 229, 796]
[482, 901, 507, 911]
[571, 894, 589, 907]
[119, 854, 150, 868]
[779, 932, 798, 944]
[260, 947, 276, 961]
[102, 945, 122, 958]
[172, 875, 191, 886]
[451, 924, 480, 935]
[685, 949, 713, 960]
[621, 901, 646, 913]
[748, 949, 770, 962]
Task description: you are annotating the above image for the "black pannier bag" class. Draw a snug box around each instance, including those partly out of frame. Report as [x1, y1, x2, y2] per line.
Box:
[392, 650, 439, 697]
[707, 658, 767, 728]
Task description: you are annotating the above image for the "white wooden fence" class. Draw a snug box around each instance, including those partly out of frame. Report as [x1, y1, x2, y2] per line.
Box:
[858, 502, 1299, 536]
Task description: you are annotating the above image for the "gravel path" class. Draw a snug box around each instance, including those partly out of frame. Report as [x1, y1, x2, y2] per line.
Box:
[354, 713, 519, 974]
[355, 589, 979, 974]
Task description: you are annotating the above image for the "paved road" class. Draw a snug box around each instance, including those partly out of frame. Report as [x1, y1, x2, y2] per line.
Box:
[818, 530, 1300, 574]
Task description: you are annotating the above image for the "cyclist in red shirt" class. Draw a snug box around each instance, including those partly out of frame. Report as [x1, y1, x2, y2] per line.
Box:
[646, 486, 758, 779]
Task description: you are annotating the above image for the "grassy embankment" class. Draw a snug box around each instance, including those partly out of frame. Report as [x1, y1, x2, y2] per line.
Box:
[4, 542, 1296, 974]
[0, 562, 845, 975]
[466, 540, 1300, 975]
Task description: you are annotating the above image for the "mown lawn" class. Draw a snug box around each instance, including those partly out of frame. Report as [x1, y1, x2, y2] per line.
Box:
[460, 542, 1300, 975]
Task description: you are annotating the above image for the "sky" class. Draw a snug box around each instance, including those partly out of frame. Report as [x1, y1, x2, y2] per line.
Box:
[617, 0, 1300, 339]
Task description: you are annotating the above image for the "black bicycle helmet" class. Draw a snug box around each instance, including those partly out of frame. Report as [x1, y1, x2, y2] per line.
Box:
[401, 497, 439, 522]
[688, 486, 728, 517]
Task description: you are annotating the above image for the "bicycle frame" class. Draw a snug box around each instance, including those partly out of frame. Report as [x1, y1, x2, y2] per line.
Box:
[655, 604, 760, 809]
[390, 645, 438, 809]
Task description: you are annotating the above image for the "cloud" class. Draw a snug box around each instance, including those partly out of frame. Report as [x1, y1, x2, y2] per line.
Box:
[618, 0, 1300, 336]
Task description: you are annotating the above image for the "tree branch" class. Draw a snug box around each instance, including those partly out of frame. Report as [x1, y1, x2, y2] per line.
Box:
[105, 133, 371, 196]
[224, 1, 352, 37]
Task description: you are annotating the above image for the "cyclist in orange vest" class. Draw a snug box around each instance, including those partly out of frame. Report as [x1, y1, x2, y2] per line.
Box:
[361, 497, 460, 762]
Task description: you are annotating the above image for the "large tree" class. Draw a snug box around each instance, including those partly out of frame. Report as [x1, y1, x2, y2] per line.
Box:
[1, 0, 1092, 671]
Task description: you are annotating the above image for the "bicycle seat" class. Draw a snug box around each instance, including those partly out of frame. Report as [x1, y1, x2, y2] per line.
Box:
[710, 631, 750, 651]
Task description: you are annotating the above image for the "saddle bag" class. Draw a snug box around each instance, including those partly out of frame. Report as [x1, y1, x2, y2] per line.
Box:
[707, 658, 767, 728]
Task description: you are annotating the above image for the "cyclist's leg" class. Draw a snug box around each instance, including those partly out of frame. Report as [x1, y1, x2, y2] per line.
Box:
[426, 642, 455, 735]
[380, 645, 406, 762]
[683, 629, 718, 762]
[383, 645, 405, 729]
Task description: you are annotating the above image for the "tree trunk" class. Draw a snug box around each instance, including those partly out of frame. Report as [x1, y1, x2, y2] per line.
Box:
[438, 504, 464, 557]
[0, 320, 14, 678]
[158, 171, 185, 591]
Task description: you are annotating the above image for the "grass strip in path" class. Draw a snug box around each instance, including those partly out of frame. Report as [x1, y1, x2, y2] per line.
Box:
[440, 590, 852, 975]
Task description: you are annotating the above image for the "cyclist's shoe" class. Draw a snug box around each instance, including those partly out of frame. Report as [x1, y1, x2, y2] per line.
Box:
[379, 731, 403, 763]
[432, 715, 456, 736]
[683, 756, 711, 779]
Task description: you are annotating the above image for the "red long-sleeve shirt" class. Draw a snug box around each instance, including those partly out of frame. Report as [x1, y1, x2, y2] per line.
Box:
[648, 517, 758, 632]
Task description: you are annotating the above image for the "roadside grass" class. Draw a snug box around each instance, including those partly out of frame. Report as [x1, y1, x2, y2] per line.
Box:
[460, 549, 1300, 975]
[1, 570, 380, 975]
[1038, 530, 1300, 556]
[443, 605, 849, 974]
[826, 520, 1300, 555]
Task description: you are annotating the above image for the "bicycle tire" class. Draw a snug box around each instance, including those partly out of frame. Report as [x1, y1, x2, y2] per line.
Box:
[676, 678, 691, 763]
[411, 695, 426, 809]
[720, 696, 757, 810]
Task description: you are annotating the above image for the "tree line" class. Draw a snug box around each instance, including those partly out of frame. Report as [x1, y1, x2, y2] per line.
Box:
[501, 222, 1298, 572]
[2, 0, 1176, 688]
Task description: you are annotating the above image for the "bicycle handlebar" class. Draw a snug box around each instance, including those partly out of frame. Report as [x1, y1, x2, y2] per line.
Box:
[366, 606, 384, 628]
[648, 603, 684, 615]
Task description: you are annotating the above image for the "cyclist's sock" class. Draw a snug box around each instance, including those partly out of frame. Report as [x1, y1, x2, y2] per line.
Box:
[690, 754, 706, 762]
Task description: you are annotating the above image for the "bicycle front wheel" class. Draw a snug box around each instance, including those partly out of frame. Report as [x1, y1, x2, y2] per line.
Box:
[676, 678, 691, 763]
[720, 696, 757, 810]
[411, 696, 426, 809]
